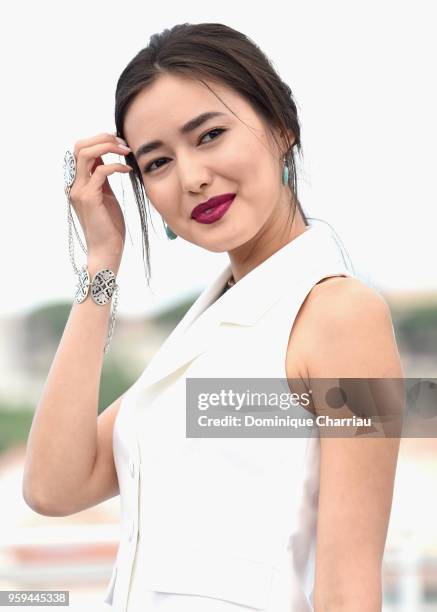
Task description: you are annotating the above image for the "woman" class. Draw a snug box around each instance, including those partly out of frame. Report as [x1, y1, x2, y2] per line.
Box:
[23, 23, 403, 612]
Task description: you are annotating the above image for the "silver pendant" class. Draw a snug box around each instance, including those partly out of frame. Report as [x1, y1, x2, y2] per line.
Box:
[63, 150, 76, 195]
[91, 269, 116, 305]
[74, 266, 90, 303]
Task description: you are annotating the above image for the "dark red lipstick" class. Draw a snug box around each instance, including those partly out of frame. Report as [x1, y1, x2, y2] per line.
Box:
[191, 193, 236, 224]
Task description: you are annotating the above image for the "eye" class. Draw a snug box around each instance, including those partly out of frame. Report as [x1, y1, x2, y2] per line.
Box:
[143, 158, 167, 173]
[199, 127, 226, 144]
[143, 127, 226, 174]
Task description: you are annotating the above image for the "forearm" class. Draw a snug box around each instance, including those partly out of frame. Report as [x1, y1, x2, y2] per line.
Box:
[315, 597, 381, 612]
[22, 255, 120, 514]
[314, 575, 382, 611]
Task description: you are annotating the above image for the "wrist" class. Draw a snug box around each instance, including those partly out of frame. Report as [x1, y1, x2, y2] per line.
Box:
[87, 255, 121, 278]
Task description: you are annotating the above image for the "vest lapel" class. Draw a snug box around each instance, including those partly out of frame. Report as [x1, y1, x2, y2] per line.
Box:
[136, 262, 232, 389]
[135, 224, 344, 389]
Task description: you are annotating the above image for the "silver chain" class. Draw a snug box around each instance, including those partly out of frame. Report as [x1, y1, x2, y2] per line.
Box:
[66, 189, 119, 355]
[104, 283, 118, 354]
[69, 198, 88, 259]
[67, 196, 83, 275]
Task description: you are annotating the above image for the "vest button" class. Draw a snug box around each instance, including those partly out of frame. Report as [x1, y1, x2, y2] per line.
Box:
[128, 458, 135, 479]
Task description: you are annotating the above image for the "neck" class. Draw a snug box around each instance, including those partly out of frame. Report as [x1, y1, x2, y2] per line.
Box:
[226, 199, 307, 286]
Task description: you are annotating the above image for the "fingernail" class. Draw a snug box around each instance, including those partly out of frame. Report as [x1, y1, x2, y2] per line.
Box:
[115, 136, 128, 145]
[118, 144, 131, 150]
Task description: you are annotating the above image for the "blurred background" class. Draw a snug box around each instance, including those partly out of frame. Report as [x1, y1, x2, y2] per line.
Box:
[1, 0, 436, 610]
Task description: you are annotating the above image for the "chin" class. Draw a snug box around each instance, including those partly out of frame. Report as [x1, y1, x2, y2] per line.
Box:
[191, 234, 230, 254]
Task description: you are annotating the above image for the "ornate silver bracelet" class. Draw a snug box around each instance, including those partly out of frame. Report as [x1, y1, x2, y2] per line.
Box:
[74, 265, 119, 354]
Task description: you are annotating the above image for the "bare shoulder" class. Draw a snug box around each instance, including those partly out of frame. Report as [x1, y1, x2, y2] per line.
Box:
[308, 276, 391, 336]
[298, 275, 403, 379]
[305, 275, 390, 331]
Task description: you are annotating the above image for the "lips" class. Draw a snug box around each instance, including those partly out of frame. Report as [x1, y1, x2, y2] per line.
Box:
[191, 193, 236, 219]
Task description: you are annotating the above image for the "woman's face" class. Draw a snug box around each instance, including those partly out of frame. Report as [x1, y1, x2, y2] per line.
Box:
[123, 73, 293, 253]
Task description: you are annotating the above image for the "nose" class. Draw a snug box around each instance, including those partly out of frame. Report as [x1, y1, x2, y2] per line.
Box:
[178, 154, 212, 194]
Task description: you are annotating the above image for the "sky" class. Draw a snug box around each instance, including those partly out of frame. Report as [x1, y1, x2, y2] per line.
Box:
[1, 0, 435, 319]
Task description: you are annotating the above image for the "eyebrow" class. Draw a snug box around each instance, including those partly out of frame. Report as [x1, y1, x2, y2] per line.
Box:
[134, 111, 227, 159]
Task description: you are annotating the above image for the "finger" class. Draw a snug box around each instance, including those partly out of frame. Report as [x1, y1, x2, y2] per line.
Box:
[73, 132, 127, 158]
[75, 141, 132, 184]
[90, 155, 104, 176]
[87, 163, 133, 194]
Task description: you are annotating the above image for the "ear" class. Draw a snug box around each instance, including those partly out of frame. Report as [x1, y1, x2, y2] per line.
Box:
[280, 128, 296, 156]
[270, 125, 296, 158]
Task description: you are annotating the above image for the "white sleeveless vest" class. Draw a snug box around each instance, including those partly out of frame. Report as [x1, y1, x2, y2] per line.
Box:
[103, 221, 356, 612]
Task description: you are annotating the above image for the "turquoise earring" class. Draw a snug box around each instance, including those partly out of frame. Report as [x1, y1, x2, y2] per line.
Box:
[282, 156, 289, 186]
[163, 219, 178, 240]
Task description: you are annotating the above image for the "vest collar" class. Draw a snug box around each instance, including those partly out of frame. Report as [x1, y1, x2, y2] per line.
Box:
[136, 222, 344, 389]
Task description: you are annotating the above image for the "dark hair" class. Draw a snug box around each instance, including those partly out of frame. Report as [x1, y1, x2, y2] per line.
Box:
[115, 22, 308, 285]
